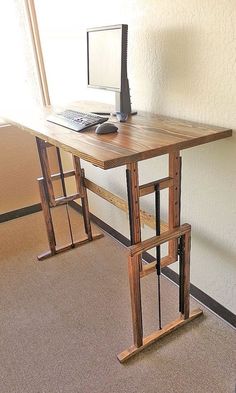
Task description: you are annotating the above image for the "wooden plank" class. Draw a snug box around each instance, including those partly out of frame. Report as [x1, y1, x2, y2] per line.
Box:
[37, 232, 103, 261]
[4, 104, 232, 170]
[55, 193, 81, 206]
[126, 163, 143, 344]
[126, 163, 141, 245]
[38, 170, 75, 182]
[73, 156, 85, 197]
[128, 255, 143, 348]
[73, 157, 92, 240]
[140, 255, 174, 278]
[38, 178, 56, 254]
[36, 137, 55, 206]
[126, 163, 142, 271]
[139, 177, 174, 197]
[168, 152, 181, 260]
[84, 178, 169, 232]
[129, 224, 191, 257]
[117, 308, 203, 363]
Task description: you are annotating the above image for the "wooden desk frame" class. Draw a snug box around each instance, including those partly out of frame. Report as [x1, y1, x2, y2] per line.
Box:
[36, 140, 203, 362]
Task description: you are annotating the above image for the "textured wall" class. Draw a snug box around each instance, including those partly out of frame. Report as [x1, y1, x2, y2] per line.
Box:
[37, 0, 236, 313]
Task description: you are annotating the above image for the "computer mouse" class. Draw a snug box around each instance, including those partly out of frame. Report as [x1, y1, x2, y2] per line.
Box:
[95, 122, 118, 134]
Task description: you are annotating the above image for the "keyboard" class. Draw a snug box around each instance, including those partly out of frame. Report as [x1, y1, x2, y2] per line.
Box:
[47, 109, 109, 132]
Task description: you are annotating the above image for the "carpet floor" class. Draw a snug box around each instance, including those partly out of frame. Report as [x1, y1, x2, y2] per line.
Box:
[0, 207, 235, 393]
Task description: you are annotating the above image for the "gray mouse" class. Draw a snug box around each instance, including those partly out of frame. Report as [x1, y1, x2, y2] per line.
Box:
[95, 122, 118, 134]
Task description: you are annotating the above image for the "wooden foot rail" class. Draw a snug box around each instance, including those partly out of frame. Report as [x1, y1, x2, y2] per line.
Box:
[37, 232, 103, 261]
[117, 308, 203, 363]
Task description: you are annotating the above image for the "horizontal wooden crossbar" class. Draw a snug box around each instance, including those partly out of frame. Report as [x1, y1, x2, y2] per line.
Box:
[139, 177, 174, 197]
[38, 172, 80, 206]
[55, 193, 81, 206]
[140, 255, 174, 277]
[37, 170, 75, 182]
[84, 178, 169, 232]
[37, 232, 103, 260]
[129, 224, 191, 257]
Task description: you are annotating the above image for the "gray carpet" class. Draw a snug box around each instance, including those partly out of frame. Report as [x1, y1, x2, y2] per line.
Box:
[0, 207, 235, 393]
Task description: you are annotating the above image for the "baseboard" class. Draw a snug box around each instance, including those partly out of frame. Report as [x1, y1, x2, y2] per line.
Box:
[70, 200, 236, 328]
[0, 203, 42, 223]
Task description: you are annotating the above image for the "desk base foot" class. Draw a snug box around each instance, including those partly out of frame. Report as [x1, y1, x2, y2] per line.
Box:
[37, 232, 104, 261]
[117, 308, 203, 363]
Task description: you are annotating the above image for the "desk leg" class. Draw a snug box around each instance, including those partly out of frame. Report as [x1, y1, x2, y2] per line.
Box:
[36, 137, 55, 206]
[126, 162, 142, 270]
[38, 178, 56, 255]
[169, 151, 181, 261]
[126, 163, 143, 348]
[73, 157, 92, 241]
[128, 254, 143, 348]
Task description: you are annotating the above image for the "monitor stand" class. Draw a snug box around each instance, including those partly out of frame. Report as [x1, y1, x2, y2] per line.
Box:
[92, 80, 137, 119]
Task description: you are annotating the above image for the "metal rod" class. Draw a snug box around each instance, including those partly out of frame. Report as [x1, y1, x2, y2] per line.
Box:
[179, 156, 182, 225]
[177, 156, 183, 312]
[126, 169, 135, 245]
[178, 235, 185, 313]
[155, 183, 162, 330]
[56, 147, 74, 247]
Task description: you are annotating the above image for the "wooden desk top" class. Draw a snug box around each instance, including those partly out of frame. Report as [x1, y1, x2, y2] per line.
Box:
[4, 102, 232, 169]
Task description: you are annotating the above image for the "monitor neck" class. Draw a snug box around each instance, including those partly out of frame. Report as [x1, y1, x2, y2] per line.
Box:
[115, 78, 131, 114]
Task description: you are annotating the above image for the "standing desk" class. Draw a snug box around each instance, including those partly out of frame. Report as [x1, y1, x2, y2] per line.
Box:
[5, 103, 232, 362]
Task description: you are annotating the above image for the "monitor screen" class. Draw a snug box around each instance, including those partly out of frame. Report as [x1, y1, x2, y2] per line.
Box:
[87, 25, 124, 92]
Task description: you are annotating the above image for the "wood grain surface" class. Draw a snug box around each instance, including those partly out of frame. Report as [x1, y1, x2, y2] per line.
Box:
[3, 102, 232, 169]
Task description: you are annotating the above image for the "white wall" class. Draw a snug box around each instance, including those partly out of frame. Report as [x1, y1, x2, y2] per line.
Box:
[0, 125, 41, 213]
[36, 0, 236, 313]
[0, 125, 62, 214]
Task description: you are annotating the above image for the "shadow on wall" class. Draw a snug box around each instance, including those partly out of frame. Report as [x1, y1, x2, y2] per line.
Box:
[130, 26, 198, 113]
[192, 227, 236, 270]
[181, 130, 236, 271]
[157, 27, 198, 103]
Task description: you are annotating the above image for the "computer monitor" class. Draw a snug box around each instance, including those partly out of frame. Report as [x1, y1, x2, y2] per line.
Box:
[87, 24, 133, 118]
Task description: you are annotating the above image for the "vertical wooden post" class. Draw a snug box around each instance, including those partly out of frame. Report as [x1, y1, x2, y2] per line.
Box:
[168, 151, 181, 261]
[128, 255, 143, 348]
[126, 162, 143, 347]
[73, 155, 85, 197]
[38, 178, 56, 255]
[73, 156, 92, 240]
[126, 162, 142, 271]
[182, 230, 191, 319]
[36, 137, 55, 206]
